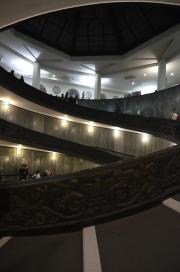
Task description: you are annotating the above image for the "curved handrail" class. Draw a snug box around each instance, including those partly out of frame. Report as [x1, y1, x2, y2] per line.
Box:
[0, 145, 180, 235]
[0, 66, 180, 143]
[1, 67, 180, 235]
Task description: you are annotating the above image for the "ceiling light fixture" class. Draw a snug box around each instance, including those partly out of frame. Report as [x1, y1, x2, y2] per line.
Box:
[170, 72, 174, 76]
[131, 82, 135, 85]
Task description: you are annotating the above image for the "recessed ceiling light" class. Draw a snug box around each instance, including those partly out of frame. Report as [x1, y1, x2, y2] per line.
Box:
[144, 73, 147, 77]
[170, 72, 174, 76]
[131, 82, 135, 85]
[52, 74, 56, 78]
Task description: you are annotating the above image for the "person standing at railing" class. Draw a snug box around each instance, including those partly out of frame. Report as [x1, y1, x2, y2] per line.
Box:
[19, 163, 29, 181]
[32, 170, 41, 179]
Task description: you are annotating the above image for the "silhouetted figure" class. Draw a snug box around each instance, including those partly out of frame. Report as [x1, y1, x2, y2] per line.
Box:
[115, 104, 121, 114]
[19, 164, 29, 180]
[81, 92, 85, 99]
[61, 93, 65, 99]
[10, 70, 15, 76]
[65, 92, 69, 101]
[20, 76, 24, 82]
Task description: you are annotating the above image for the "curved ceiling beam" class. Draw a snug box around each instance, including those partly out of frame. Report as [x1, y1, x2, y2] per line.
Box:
[0, 0, 180, 30]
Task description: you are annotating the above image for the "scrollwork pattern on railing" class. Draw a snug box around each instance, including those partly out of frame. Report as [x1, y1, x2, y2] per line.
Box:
[0, 146, 180, 235]
[1, 66, 180, 235]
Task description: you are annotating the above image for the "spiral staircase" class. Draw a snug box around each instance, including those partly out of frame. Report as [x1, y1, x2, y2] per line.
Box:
[1, 1, 180, 272]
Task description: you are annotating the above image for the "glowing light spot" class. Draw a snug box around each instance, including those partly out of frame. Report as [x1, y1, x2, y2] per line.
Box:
[61, 115, 69, 127]
[51, 152, 57, 161]
[1, 98, 13, 110]
[16, 145, 22, 157]
[5, 156, 9, 162]
[113, 128, 121, 138]
[142, 133, 150, 144]
[87, 121, 95, 134]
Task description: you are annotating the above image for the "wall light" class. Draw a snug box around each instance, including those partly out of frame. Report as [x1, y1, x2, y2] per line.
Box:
[2, 101, 9, 110]
[4, 156, 9, 162]
[61, 119, 68, 127]
[87, 121, 95, 134]
[170, 72, 174, 77]
[113, 127, 121, 138]
[51, 152, 57, 161]
[61, 115, 69, 128]
[142, 133, 150, 144]
[16, 145, 23, 157]
[1, 98, 12, 111]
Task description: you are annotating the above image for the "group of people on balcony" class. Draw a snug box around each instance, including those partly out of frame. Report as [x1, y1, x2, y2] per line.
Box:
[9, 68, 86, 103]
[19, 163, 52, 181]
[59, 92, 79, 104]
[59, 91, 85, 103]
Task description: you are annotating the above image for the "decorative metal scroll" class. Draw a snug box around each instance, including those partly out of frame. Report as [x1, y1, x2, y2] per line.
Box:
[1, 66, 180, 235]
[0, 146, 180, 236]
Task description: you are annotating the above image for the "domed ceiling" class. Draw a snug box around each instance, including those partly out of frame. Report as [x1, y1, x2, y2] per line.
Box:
[13, 3, 180, 56]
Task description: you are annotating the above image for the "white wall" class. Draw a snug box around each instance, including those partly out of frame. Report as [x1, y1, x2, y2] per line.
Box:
[40, 78, 94, 99]
[23, 76, 94, 98]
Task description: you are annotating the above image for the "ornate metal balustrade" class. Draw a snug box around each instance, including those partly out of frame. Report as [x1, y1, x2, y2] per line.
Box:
[0, 145, 180, 236]
[1, 66, 180, 235]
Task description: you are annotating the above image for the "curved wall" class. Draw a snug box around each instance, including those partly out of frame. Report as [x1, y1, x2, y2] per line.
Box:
[0, 145, 97, 179]
[79, 84, 180, 119]
[0, 0, 179, 30]
[0, 100, 174, 157]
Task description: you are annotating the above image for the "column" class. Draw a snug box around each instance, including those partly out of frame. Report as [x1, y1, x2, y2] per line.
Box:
[94, 74, 101, 99]
[83, 226, 102, 272]
[32, 61, 40, 89]
[157, 59, 166, 91]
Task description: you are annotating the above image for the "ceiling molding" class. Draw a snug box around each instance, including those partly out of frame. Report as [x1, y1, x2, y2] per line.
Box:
[42, 64, 95, 77]
[0, 41, 34, 64]
[41, 76, 93, 90]
[102, 62, 158, 76]
[13, 29, 71, 61]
